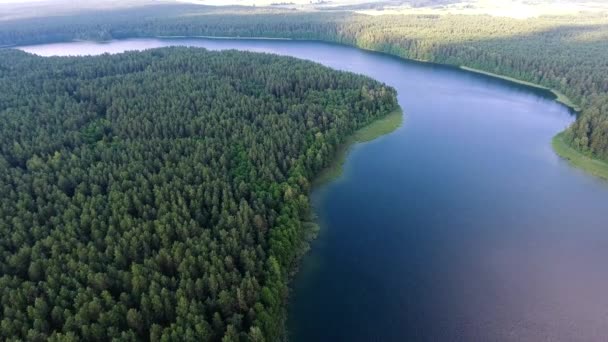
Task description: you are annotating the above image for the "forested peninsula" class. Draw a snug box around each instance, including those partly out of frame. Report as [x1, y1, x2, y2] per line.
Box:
[2, 5, 606, 176]
[0, 47, 397, 340]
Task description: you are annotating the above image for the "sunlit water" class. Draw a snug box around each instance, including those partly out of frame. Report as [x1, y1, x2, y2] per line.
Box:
[18, 38, 608, 341]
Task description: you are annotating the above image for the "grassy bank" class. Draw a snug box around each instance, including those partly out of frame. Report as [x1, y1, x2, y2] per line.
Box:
[552, 133, 608, 181]
[460, 66, 581, 111]
[314, 107, 403, 186]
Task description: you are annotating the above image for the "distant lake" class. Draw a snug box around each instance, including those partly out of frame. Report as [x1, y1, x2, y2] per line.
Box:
[19, 38, 608, 341]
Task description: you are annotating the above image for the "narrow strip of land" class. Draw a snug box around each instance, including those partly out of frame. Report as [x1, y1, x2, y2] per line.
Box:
[552, 133, 608, 181]
[460, 66, 580, 111]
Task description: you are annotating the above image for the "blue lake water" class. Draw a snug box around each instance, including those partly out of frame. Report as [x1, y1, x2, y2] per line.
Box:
[19, 38, 608, 341]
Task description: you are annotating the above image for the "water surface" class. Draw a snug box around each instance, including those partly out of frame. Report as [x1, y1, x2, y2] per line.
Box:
[19, 38, 608, 341]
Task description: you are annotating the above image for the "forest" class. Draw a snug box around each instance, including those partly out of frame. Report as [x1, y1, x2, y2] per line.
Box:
[1, 5, 606, 163]
[0, 47, 397, 340]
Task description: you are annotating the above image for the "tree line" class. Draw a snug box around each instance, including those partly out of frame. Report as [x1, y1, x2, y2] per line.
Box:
[0, 47, 397, 341]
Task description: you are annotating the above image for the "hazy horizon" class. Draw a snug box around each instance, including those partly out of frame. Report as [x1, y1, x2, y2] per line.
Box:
[1, 0, 606, 20]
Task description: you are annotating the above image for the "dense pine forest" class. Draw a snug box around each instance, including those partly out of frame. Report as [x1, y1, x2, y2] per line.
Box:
[0, 47, 397, 340]
[1, 5, 606, 162]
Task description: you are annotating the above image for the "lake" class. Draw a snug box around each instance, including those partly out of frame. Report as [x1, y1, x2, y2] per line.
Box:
[18, 38, 608, 341]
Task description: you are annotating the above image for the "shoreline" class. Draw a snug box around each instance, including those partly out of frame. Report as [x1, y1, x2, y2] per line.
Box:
[9, 35, 583, 112]
[313, 107, 404, 187]
[459, 66, 581, 112]
[7, 35, 582, 112]
[286, 105, 402, 339]
[552, 132, 608, 181]
[15, 35, 607, 181]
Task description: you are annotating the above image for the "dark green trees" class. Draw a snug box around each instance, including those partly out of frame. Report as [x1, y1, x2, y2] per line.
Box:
[0, 47, 397, 340]
[3, 6, 604, 161]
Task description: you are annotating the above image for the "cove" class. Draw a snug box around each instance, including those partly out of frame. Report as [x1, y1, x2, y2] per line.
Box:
[18, 38, 608, 341]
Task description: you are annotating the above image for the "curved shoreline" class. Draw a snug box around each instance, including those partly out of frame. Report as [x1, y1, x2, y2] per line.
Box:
[313, 107, 404, 187]
[10, 36, 583, 112]
[283, 105, 402, 339]
[459, 66, 580, 112]
[15, 35, 603, 180]
[14, 35, 579, 111]
[552, 133, 608, 181]
[202, 36, 597, 182]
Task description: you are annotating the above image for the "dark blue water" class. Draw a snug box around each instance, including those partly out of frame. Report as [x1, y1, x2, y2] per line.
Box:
[20, 38, 608, 341]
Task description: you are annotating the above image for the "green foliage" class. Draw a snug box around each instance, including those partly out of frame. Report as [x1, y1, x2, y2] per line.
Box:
[0, 47, 397, 340]
[553, 132, 608, 181]
[3, 6, 605, 162]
